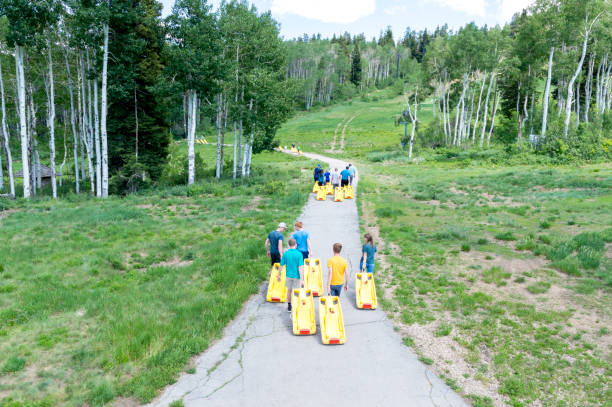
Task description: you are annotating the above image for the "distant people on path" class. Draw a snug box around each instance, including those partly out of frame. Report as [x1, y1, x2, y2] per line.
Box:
[292, 221, 312, 259]
[360, 233, 377, 273]
[340, 166, 351, 188]
[327, 243, 348, 297]
[324, 168, 331, 184]
[281, 238, 304, 312]
[331, 168, 340, 190]
[348, 164, 356, 185]
[265, 222, 286, 266]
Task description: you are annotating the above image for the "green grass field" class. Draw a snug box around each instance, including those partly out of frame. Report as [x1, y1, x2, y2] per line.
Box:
[0, 151, 311, 405]
[280, 91, 611, 406]
[1, 89, 610, 407]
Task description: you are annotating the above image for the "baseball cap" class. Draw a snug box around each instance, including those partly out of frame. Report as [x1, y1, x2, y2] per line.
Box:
[278, 222, 287, 228]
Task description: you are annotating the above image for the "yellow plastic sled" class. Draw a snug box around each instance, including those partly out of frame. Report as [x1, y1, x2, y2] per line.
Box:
[344, 185, 354, 199]
[266, 263, 286, 303]
[334, 187, 344, 202]
[319, 296, 346, 344]
[292, 289, 316, 335]
[325, 182, 333, 195]
[316, 188, 326, 201]
[304, 258, 323, 296]
[313, 182, 320, 193]
[290, 147, 298, 153]
[355, 273, 377, 309]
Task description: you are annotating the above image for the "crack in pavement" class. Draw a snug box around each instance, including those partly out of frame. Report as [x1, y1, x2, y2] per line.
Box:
[186, 303, 286, 402]
[425, 369, 440, 407]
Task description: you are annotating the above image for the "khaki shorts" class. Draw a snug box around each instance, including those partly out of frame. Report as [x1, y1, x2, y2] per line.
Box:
[286, 277, 301, 291]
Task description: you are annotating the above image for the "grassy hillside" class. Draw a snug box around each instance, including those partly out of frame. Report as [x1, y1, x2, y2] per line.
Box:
[276, 88, 426, 156]
[0, 152, 311, 405]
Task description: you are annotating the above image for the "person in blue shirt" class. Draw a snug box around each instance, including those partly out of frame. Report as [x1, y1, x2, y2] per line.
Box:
[324, 169, 331, 184]
[317, 167, 325, 186]
[340, 166, 351, 187]
[313, 164, 321, 183]
[265, 222, 286, 266]
[348, 164, 356, 185]
[292, 221, 313, 259]
[360, 233, 377, 273]
[280, 238, 304, 312]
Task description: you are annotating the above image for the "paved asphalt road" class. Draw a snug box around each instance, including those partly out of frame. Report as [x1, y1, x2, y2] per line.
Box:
[148, 152, 468, 407]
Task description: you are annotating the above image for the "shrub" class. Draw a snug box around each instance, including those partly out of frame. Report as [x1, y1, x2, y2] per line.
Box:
[573, 232, 605, 252]
[1, 355, 25, 373]
[539, 221, 551, 229]
[546, 240, 574, 261]
[477, 238, 488, 245]
[375, 207, 404, 218]
[602, 228, 612, 243]
[495, 231, 517, 241]
[461, 243, 471, 252]
[527, 281, 551, 294]
[257, 181, 286, 196]
[577, 247, 601, 269]
[551, 258, 581, 276]
[159, 144, 207, 186]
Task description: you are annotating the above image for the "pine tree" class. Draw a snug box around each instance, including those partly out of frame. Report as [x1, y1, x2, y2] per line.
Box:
[350, 43, 362, 87]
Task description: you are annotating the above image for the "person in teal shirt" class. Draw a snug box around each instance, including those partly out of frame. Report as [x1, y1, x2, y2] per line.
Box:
[340, 166, 351, 187]
[280, 238, 304, 312]
[359, 233, 377, 273]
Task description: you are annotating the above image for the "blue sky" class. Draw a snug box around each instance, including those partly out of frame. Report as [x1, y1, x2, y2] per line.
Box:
[160, 0, 532, 41]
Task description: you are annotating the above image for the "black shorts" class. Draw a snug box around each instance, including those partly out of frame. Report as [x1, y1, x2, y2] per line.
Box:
[341, 179, 348, 187]
[300, 251, 309, 259]
[318, 181, 324, 186]
[270, 252, 281, 265]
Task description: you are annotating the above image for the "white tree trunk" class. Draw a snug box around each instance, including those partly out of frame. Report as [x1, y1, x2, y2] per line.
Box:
[101, 23, 109, 197]
[59, 111, 67, 187]
[564, 17, 598, 137]
[246, 134, 253, 176]
[187, 90, 196, 185]
[487, 91, 499, 146]
[0, 55, 15, 198]
[584, 52, 594, 122]
[232, 121, 237, 179]
[215, 94, 222, 179]
[64, 49, 81, 194]
[15, 46, 31, 198]
[541, 46, 554, 140]
[480, 72, 495, 147]
[47, 38, 57, 198]
[92, 53, 101, 197]
[79, 53, 95, 195]
[472, 72, 486, 143]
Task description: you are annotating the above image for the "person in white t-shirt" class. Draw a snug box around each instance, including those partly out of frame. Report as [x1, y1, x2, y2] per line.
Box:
[331, 168, 340, 190]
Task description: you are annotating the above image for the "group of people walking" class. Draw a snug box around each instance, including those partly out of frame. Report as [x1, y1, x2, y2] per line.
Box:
[265, 221, 376, 312]
[313, 163, 355, 189]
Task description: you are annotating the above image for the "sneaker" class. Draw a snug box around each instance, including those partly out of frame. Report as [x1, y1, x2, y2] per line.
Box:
[287, 304, 292, 312]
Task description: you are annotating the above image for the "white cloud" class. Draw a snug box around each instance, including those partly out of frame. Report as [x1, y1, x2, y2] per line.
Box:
[498, 0, 532, 21]
[424, 0, 487, 17]
[384, 5, 408, 15]
[270, 0, 376, 23]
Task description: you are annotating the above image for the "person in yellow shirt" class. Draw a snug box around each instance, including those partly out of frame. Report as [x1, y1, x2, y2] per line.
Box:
[326, 243, 348, 297]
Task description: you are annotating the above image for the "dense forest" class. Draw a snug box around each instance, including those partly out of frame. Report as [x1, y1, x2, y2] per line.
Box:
[0, 0, 611, 200]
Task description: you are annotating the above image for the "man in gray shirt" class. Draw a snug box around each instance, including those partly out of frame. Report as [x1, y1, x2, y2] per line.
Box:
[331, 168, 340, 190]
[348, 164, 356, 185]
